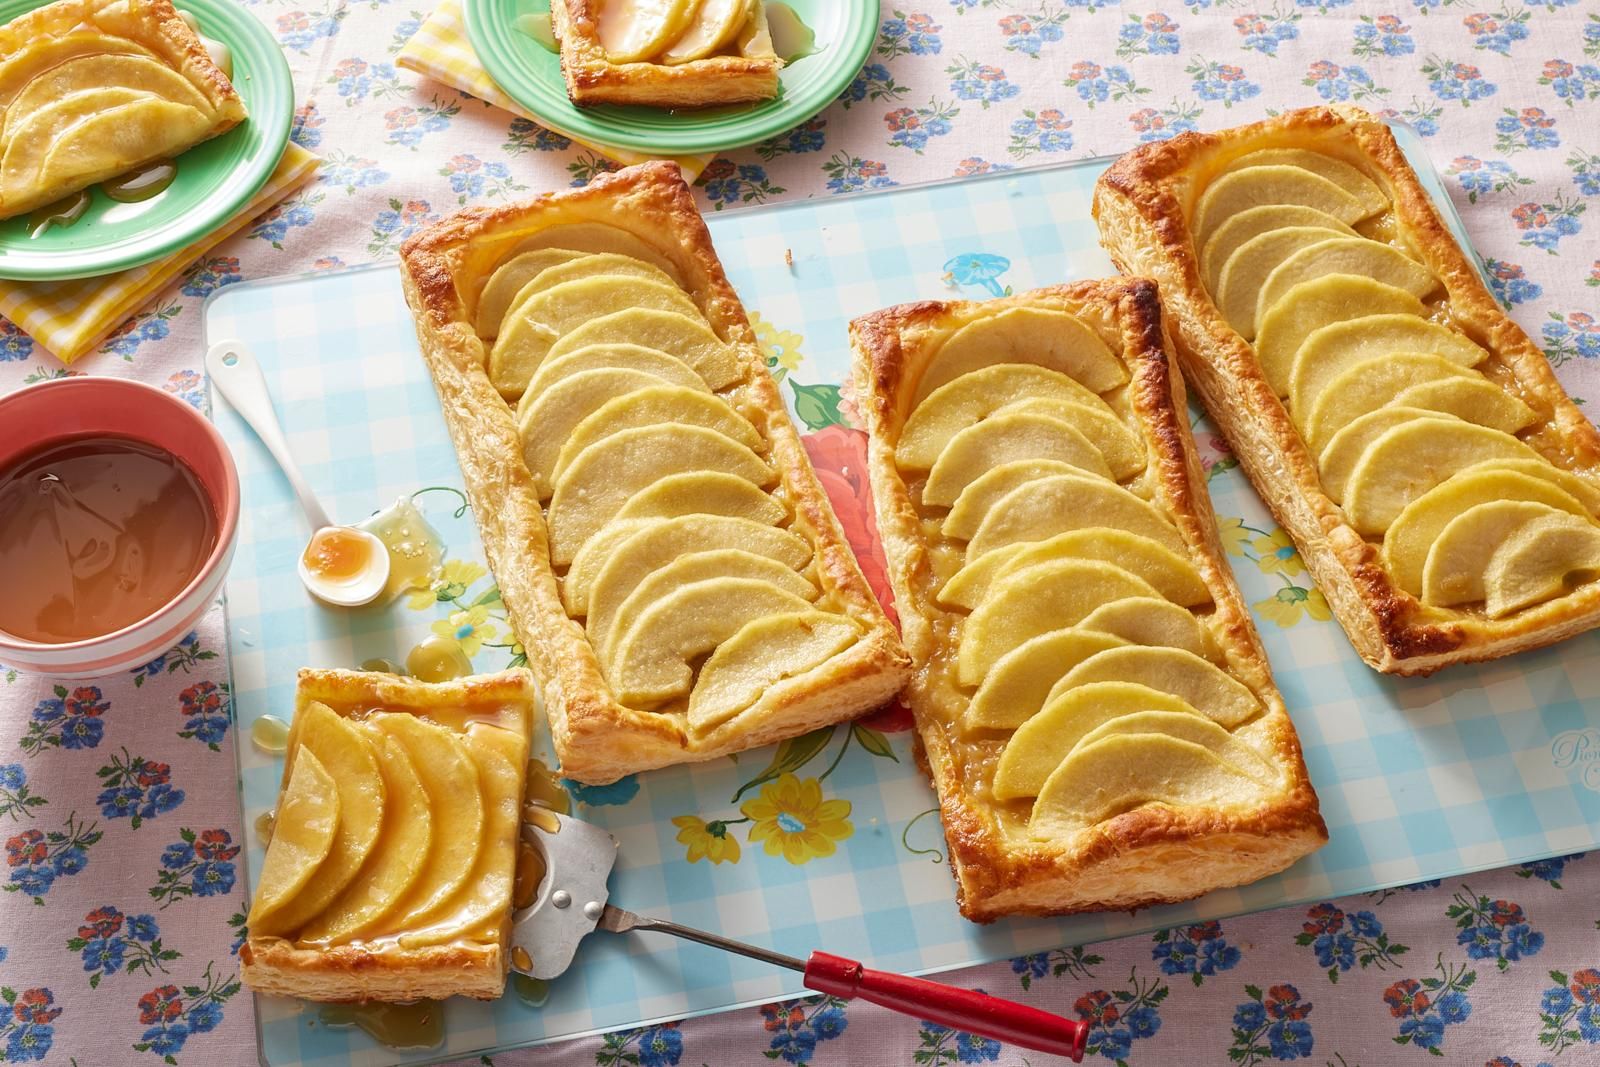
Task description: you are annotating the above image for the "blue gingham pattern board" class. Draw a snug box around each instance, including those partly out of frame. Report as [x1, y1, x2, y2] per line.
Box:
[208, 147, 1600, 1067]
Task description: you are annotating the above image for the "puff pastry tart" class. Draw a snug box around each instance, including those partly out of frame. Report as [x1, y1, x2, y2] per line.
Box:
[551, 0, 782, 108]
[399, 162, 910, 784]
[852, 280, 1326, 921]
[239, 668, 534, 1002]
[0, 0, 247, 219]
[1094, 106, 1600, 675]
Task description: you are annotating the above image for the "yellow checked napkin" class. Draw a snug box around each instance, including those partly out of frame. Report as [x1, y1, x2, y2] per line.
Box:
[0, 143, 321, 366]
[397, 0, 715, 181]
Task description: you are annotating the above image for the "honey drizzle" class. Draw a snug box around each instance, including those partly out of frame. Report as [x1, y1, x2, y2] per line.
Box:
[317, 1001, 444, 1051]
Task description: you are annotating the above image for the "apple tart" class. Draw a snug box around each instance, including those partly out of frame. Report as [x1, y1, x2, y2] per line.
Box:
[240, 668, 534, 1002]
[1095, 106, 1600, 674]
[551, 0, 782, 108]
[0, 0, 247, 219]
[398, 162, 910, 784]
[852, 280, 1326, 920]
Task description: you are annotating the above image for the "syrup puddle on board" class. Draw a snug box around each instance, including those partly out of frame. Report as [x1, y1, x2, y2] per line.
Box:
[251, 714, 290, 754]
[254, 810, 276, 845]
[513, 10, 558, 52]
[357, 495, 445, 605]
[513, 973, 550, 1007]
[317, 1001, 444, 1052]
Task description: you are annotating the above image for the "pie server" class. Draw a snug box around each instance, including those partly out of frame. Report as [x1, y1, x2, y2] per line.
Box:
[509, 811, 1088, 1061]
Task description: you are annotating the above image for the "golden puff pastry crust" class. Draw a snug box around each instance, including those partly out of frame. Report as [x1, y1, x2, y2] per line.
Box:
[852, 279, 1326, 921]
[1094, 106, 1600, 675]
[399, 161, 910, 785]
[240, 668, 535, 1003]
[0, 0, 247, 218]
[551, 0, 781, 109]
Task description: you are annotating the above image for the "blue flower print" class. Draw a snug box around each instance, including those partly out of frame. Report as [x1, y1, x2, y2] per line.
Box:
[1188, 58, 1261, 107]
[1234, 11, 1300, 56]
[1065, 61, 1146, 108]
[878, 11, 942, 58]
[129, 632, 215, 687]
[1118, 12, 1181, 59]
[695, 159, 785, 210]
[1128, 100, 1203, 142]
[1296, 903, 1409, 982]
[440, 154, 526, 204]
[563, 776, 640, 807]
[943, 253, 1011, 297]
[289, 101, 323, 149]
[603, 1023, 685, 1067]
[1074, 973, 1166, 1062]
[1384, 958, 1475, 1055]
[1517, 852, 1584, 887]
[95, 750, 183, 829]
[320, 150, 389, 195]
[1153, 921, 1242, 985]
[1353, 14, 1413, 57]
[186, 1001, 222, 1035]
[275, 7, 345, 54]
[132, 964, 240, 1061]
[0, 317, 32, 362]
[384, 99, 460, 150]
[1512, 196, 1584, 254]
[389, 14, 423, 52]
[181, 256, 242, 298]
[1541, 312, 1600, 366]
[758, 997, 846, 1063]
[1296, 0, 1350, 10]
[249, 190, 323, 250]
[151, 828, 240, 906]
[101, 306, 179, 360]
[757, 117, 827, 160]
[840, 62, 907, 107]
[1492, 259, 1546, 308]
[0, 989, 61, 1063]
[997, 10, 1065, 58]
[1231, 984, 1313, 1064]
[1464, 8, 1529, 56]
[1446, 155, 1528, 202]
[1304, 61, 1386, 103]
[368, 197, 439, 256]
[1423, 56, 1497, 105]
[0, 763, 42, 824]
[504, 116, 572, 155]
[953, 157, 1015, 177]
[21, 685, 107, 756]
[1540, 60, 1600, 106]
[5, 814, 99, 903]
[328, 57, 406, 105]
[822, 152, 896, 194]
[917, 1018, 1001, 1063]
[1008, 108, 1073, 158]
[884, 99, 959, 153]
[1496, 107, 1561, 153]
[945, 57, 1019, 107]
[70, 906, 178, 988]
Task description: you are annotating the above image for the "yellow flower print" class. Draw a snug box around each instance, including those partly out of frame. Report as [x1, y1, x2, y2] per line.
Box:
[430, 604, 497, 657]
[750, 311, 805, 374]
[1253, 585, 1331, 628]
[1216, 517, 1252, 557]
[406, 558, 488, 609]
[740, 773, 852, 865]
[1251, 529, 1305, 577]
[672, 816, 742, 865]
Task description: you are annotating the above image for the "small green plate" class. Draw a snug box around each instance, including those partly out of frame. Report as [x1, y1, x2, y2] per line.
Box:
[463, 0, 877, 157]
[0, 0, 294, 281]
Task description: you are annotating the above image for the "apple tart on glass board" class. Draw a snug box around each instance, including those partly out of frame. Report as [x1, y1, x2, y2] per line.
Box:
[399, 161, 910, 784]
[239, 669, 534, 1002]
[1094, 106, 1600, 675]
[0, 0, 247, 219]
[852, 280, 1326, 921]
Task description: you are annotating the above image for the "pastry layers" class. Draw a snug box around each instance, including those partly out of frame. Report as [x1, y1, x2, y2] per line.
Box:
[852, 280, 1325, 921]
[399, 161, 910, 784]
[1094, 106, 1600, 674]
[0, 0, 247, 219]
[552, 0, 781, 108]
[240, 668, 534, 1002]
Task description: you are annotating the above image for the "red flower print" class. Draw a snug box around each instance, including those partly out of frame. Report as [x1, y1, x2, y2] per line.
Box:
[1129, 108, 1163, 132]
[1512, 203, 1549, 230]
[1488, 900, 1524, 927]
[401, 200, 431, 224]
[276, 12, 309, 32]
[196, 829, 240, 862]
[384, 107, 418, 131]
[1035, 109, 1069, 130]
[700, 158, 736, 182]
[1267, 984, 1310, 1020]
[1570, 968, 1600, 1003]
[1383, 978, 1429, 1018]
[67, 688, 106, 716]
[79, 906, 124, 940]
[906, 14, 933, 32]
[1235, 15, 1267, 35]
[1376, 15, 1406, 31]
[954, 158, 991, 177]
[1186, 920, 1223, 941]
[333, 58, 366, 79]
[976, 65, 1005, 82]
[135, 761, 172, 788]
[1144, 13, 1176, 32]
[883, 108, 920, 132]
[1303, 903, 1344, 936]
[7, 829, 46, 866]
[138, 986, 183, 1025]
[1545, 60, 1574, 79]
[14, 989, 60, 1025]
[1454, 63, 1482, 81]
[1070, 61, 1102, 80]
[998, 15, 1034, 34]
[1519, 107, 1555, 128]
[759, 1003, 805, 1031]
[1307, 60, 1339, 81]
[1218, 64, 1245, 81]
[179, 681, 223, 717]
[1464, 13, 1498, 34]
[1073, 990, 1120, 1026]
[1453, 155, 1483, 171]
[1570, 312, 1597, 332]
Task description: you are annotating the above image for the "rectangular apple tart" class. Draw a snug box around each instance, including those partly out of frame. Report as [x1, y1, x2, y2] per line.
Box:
[240, 668, 534, 1002]
[398, 161, 910, 784]
[551, 0, 782, 109]
[1094, 106, 1600, 674]
[0, 0, 248, 219]
[852, 280, 1326, 920]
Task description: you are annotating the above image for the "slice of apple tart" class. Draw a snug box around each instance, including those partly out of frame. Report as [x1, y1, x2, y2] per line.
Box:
[399, 162, 910, 784]
[240, 668, 534, 1002]
[1095, 106, 1600, 674]
[852, 280, 1326, 921]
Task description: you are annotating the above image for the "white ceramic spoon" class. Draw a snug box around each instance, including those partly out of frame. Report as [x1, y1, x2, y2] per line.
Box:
[205, 338, 390, 607]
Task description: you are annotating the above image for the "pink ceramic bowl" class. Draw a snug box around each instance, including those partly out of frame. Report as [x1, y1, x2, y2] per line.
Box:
[0, 377, 239, 678]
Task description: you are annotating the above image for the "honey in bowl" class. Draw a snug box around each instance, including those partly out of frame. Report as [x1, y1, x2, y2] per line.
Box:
[0, 434, 217, 644]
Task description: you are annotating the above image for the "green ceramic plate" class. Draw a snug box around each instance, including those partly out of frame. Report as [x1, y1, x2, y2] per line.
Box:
[463, 0, 877, 156]
[0, 0, 294, 281]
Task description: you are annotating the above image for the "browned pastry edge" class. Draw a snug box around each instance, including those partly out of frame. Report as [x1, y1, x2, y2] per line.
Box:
[851, 279, 1326, 921]
[552, 0, 782, 108]
[399, 161, 910, 784]
[1092, 105, 1600, 676]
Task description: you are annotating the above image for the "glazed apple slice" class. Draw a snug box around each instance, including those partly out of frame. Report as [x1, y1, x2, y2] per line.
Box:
[1342, 419, 1543, 535]
[475, 248, 586, 338]
[1421, 500, 1570, 608]
[688, 611, 862, 732]
[1254, 238, 1437, 339]
[554, 386, 760, 484]
[1228, 148, 1388, 215]
[1254, 275, 1426, 396]
[1483, 513, 1600, 617]
[596, 0, 705, 63]
[1191, 165, 1370, 244]
[1287, 314, 1486, 419]
[1076, 596, 1219, 661]
[939, 460, 1085, 543]
[995, 397, 1146, 481]
[1214, 225, 1354, 335]
[246, 749, 339, 933]
[506, 223, 684, 285]
[940, 527, 1209, 610]
[1318, 407, 1461, 504]
[661, 0, 750, 62]
[1302, 354, 1481, 453]
[967, 473, 1185, 559]
[521, 343, 706, 414]
[895, 364, 1107, 472]
[1046, 645, 1261, 729]
[519, 368, 697, 496]
[924, 412, 1111, 509]
[546, 309, 741, 390]
[962, 628, 1127, 731]
[1199, 204, 1357, 293]
[613, 470, 785, 526]
[912, 307, 1126, 404]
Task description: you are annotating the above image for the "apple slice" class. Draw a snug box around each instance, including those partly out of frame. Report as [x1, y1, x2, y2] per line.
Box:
[1215, 225, 1355, 336]
[1420, 500, 1568, 608]
[924, 412, 1112, 509]
[1077, 596, 1219, 662]
[1199, 204, 1358, 292]
[566, 514, 810, 615]
[1484, 512, 1600, 617]
[554, 385, 760, 486]
[941, 460, 1086, 541]
[1302, 354, 1481, 452]
[546, 309, 741, 390]
[1344, 419, 1544, 535]
[913, 307, 1127, 404]
[518, 368, 687, 496]
[895, 364, 1107, 472]
[1318, 407, 1460, 504]
[1046, 646, 1261, 729]
[1255, 275, 1427, 396]
[957, 560, 1161, 685]
[1255, 239, 1437, 340]
[508, 222, 684, 285]
[296, 732, 433, 945]
[1391, 378, 1535, 436]
[475, 249, 586, 338]
[547, 424, 775, 565]
[521, 344, 706, 417]
[661, 0, 750, 62]
[963, 628, 1127, 731]
[992, 682, 1205, 799]
[1458, 458, 1600, 513]
[995, 397, 1146, 481]
[592, 548, 816, 658]
[606, 577, 815, 704]
[1230, 148, 1389, 216]
[1030, 734, 1267, 838]
[246, 749, 339, 933]
[614, 471, 787, 527]
[596, 0, 704, 62]
[939, 528, 1209, 610]
[255, 703, 386, 937]
[688, 611, 861, 732]
[1191, 165, 1369, 244]
[1287, 314, 1486, 421]
[968, 473, 1186, 559]
[501, 253, 678, 323]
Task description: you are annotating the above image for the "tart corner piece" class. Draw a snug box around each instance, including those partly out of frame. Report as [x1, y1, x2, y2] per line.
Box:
[398, 161, 911, 785]
[239, 668, 535, 1003]
[1093, 105, 1600, 675]
[551, 0, 782, 109]
[852, 279, 1326, 922]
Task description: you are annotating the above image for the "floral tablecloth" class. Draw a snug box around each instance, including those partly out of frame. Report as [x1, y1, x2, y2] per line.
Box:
[3, 1, 1600, 1064]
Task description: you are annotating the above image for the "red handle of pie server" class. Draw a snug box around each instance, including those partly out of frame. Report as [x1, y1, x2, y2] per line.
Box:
[803, 950, 1087, 1061]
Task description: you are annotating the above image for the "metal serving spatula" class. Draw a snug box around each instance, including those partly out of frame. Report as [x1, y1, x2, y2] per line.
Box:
[509, 811, 1088, 1061]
